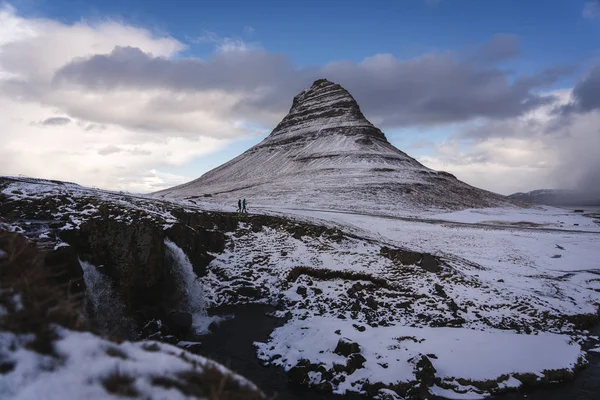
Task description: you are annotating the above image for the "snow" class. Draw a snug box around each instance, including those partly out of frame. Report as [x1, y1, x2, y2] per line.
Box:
[272, 207, 600, 319]
[152, 81, 516, 214]
[430, 206, 600, 232]
[0, 328, 261, 400]
[3, 175, 599, 398]
[430, 385, 488, 399]
[256, 316, 583, 395]
[589, 346, 600, 353]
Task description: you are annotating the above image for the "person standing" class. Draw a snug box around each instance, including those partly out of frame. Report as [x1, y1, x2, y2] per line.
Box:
[237, 199, 242, 212]
[242, 198, 247, 213]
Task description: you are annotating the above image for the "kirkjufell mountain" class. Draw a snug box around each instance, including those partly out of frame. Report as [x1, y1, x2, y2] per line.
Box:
[154, 79, 518, 213]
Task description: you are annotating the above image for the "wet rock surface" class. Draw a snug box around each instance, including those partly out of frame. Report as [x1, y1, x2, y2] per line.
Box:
[195, 304, 362, 400]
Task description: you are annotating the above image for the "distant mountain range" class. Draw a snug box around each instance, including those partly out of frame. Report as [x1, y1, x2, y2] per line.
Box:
[154, 79, 520, 213]
[509, 189, 600, 207]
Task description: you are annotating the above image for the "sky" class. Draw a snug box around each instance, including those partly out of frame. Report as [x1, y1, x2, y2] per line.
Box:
[1, 0, 599, 195]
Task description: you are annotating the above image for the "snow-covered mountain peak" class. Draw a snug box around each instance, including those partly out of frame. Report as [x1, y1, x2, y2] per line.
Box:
[154, 80, 521, 213]
[261, 78, 387, 148]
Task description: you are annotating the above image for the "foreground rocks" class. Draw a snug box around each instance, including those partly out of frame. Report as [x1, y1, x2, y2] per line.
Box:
[0, 229, 265, 400]
[2, 177, 597, 400]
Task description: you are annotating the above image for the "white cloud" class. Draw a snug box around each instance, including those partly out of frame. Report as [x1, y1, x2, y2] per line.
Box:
[0, 4, 592, 196]
[0, 95, 229, 191]
[0, 5, 235, 192]
[418, 90, 600, 195]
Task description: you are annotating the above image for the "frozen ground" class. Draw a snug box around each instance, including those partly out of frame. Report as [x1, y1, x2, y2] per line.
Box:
[2, 176, 600, 399]
[0, 328, 262, 400]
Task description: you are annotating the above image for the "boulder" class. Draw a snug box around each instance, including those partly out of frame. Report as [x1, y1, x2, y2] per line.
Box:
[415, 355, 437, 388]
[296, 285, 307, 296]
[346, 353, 367, 374]
[167, 311, 193, 334]
[334, 338, 361, 356]
[288, 359, 311, 386]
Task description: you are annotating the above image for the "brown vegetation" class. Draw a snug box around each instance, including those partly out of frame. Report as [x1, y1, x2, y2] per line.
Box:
[0, 230, 85, 355]
[287, 265, 391, 288]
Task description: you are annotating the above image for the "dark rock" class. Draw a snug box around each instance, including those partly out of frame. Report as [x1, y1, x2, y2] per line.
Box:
[161, 335, 180, 345]
[415, 355, 437, 388]
[346, 353, 366, 374]
[366, 296, 378, 310]
[352, 324, 366, 332]
[237, 286, 261, 298]
[313, 381, 333, 393]
[551, 254, 562, 259]
[434, 283, 448, 298]
[141, 319, 162, 338]
[380, 246, 441, 273]
[43, 244, 85, 294]
[59, 218, 165, 311]
[167, 311, 192, 334]
[165, 222, 226, 277]
[334, 338, 361, 356]
[397, 301, 411, 309]
[288, 359, 311, 386]
[296, 286, 307, 296]
[420, 254, 441, 273]
[497, 279, 505, 283]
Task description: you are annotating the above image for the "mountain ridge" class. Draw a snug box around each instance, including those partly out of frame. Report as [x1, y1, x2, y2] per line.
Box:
[509, 189, 600, 207]
[154, 79, 520, 213]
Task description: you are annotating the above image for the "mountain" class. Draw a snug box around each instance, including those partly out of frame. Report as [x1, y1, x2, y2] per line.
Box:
[509, 189, 600, 207]
[154, 79, 519, 213]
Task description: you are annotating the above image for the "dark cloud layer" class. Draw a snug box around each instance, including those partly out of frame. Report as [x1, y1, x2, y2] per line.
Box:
[53, 36, 569, 129]
[40, 117, 71, 126]
[569, 64, 600, 112]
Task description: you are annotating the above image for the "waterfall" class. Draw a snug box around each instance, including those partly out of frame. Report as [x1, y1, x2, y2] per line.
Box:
[164, 239, 216, 334]
[81, 260, 137, 339]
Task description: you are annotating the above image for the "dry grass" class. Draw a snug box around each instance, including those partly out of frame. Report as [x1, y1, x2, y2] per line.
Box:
[287, 266, 391, 289]
[102, 368, 138, 397]
[0, 230, 86, 354]
[149, 363, 264, 400]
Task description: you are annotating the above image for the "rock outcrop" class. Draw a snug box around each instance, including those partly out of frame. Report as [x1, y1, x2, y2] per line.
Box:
[154, 79, 519, 213]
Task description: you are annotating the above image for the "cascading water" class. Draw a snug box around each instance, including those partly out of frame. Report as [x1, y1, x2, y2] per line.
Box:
[81, 260, 137, 339]
[164, 239, 217, 334]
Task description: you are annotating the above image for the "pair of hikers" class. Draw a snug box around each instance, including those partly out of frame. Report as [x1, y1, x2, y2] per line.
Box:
[237, 198, 248, 213]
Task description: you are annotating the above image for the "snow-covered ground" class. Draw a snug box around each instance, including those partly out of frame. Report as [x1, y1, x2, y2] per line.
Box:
[256, 317, 583, 397]
[0, 328, 263, 400]
[430, 206, 600, 232]
[2, 176, 600, 399]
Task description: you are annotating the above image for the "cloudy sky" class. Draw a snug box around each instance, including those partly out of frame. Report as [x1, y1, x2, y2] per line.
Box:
[1, 0, 599, 194]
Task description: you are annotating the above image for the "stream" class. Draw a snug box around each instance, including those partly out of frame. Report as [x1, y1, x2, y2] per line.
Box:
[194, 304, 600, 400]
